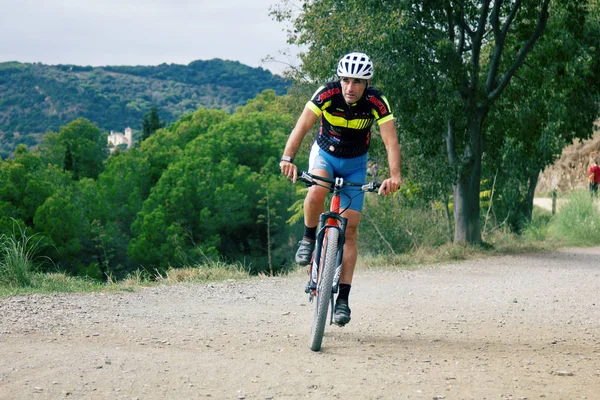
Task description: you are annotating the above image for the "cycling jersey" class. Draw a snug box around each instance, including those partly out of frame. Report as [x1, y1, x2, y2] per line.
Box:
[306, 81, 394, 159]
[589, 164, 600, 184]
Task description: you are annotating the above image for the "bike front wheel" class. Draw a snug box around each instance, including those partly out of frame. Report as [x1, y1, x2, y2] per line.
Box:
[310, 227, 339, 352]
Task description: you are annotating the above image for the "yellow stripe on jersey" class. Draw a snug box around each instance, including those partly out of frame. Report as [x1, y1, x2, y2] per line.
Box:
[306, 101, 323, 116]
[377, 114, 395, 126]
[322, 110, 374, 130]
[381, 95, 392, 111]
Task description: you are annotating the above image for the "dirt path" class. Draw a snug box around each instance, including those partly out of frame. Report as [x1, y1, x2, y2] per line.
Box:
[533, 197, 560, 212]
[1, 247, 600, 399]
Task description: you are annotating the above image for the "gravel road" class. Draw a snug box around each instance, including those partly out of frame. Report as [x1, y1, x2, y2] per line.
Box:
[1, 247, 600, 399]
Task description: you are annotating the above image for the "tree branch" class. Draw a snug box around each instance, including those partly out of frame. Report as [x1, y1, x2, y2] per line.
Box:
[488, 0, 550, 103]
[445, 1, 456, 43]
[469, 0, 491, 90]
[446, 0, 470, 92]
[458, 15, 474, 38]
[501, 0, 522, 37]
[486, 0, 523, 94]
[490, 0, 503, 38]
[446, 119, 457, 170]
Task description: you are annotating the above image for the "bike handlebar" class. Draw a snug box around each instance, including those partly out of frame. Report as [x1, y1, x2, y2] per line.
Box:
[297, 171, 382, 192]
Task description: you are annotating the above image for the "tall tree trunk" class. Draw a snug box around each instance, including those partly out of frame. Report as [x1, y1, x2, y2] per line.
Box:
[452, 113, 485, 244]
[524, 171, 539, 224]
[453, 171, 482, 243]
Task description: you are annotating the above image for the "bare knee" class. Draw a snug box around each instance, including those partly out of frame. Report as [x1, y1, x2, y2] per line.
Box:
[345, 226, 358, 243]
[305, 187, 327, 207]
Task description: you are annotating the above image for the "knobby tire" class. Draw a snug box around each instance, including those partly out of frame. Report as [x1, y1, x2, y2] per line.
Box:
[310, 227, 339, 352]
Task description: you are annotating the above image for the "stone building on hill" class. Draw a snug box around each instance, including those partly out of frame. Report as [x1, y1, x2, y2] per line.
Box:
[107, 127, 133, 152]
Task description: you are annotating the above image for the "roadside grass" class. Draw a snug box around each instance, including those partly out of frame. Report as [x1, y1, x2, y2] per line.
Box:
[0, 224, 46, 288]
[359, 195, 600, 271]
[0, 262, 253, 297]
[544, 191, 600, 245]
[0, 227, 253, 297]
[0, 273, 107, 297]
[1, 196, 599, 297]
[111, 257, 252, 290]
[358, 231, 556, 271]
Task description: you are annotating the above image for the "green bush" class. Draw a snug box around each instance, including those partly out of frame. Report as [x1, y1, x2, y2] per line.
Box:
[359, 193, 450, 255]
[521, 206, 553, 242]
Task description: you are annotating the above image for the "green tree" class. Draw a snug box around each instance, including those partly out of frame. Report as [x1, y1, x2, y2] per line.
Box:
[129, 96, 295, 272]
[91, 108, 231, 275]
[57, 118, 108, 180]
[256, 166, 292, 275]
[138, 108, 229, 185]
[33, 182, 89, 275]
[0, 145, 72, 233]
[141, 105, 165, 141]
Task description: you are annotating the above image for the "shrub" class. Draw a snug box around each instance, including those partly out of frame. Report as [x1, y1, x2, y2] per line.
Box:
[359, 194, 450, 255]
[0, 222, 51, 287]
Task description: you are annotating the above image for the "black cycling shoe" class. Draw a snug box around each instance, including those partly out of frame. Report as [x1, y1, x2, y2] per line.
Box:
[295, 239, 315, 266]
[333, 300, 351, 326]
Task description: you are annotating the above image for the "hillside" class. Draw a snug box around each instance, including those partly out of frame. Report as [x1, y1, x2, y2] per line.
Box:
[0, 59, 290, 158]
[536, 122, 600, 193]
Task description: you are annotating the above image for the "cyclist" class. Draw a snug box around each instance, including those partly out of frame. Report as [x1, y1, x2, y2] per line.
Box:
[280, 52, 402, 326]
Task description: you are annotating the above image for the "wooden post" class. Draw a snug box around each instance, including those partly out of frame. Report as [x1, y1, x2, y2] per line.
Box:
[552, 190, 557, 215]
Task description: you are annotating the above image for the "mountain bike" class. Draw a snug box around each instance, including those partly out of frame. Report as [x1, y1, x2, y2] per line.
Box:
[297, 171, 381, 352]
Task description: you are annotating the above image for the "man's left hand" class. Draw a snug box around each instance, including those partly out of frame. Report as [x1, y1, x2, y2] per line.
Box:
[378, 176, 402, 196]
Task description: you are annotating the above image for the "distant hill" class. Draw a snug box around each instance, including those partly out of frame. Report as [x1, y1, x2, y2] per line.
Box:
[0, 59, 291, 158]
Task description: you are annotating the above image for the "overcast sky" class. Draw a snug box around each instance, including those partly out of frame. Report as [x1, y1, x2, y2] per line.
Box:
[0, 0, 300, 75]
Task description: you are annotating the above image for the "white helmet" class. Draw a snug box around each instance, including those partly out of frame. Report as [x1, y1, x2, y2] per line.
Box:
[337, 52, 374, 79]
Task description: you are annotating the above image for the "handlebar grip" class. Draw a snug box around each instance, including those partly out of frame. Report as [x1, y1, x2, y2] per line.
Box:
[298, 171, 314, 186]
[361, 182, 382, 192]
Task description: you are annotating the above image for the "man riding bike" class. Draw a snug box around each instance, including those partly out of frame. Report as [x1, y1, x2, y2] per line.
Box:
[279, 52, 402, 326]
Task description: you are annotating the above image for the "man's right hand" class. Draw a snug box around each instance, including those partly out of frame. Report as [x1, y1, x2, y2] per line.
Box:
[280, 161, 298, 183]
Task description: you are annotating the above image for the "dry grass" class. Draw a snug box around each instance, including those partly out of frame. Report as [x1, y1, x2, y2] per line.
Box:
[162, 266, 249, 283]
[358, 232, 553, 272]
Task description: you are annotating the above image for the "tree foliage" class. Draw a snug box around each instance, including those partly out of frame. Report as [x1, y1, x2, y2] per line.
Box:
[273, 0, 600, 243]
[56, 118, 108, 180]
[128, 91, 295, 272]
[141, 105, 165, 142]
[0, 90, 301, 279]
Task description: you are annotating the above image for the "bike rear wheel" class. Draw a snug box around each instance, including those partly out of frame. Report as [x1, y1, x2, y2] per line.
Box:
[310, 227, 339, 352]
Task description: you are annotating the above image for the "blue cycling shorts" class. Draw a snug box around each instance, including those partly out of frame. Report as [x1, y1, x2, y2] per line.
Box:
[308, 143, 368, 212]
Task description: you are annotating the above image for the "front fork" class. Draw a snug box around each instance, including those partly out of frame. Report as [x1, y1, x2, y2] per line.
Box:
[306, 212, 347, 303]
